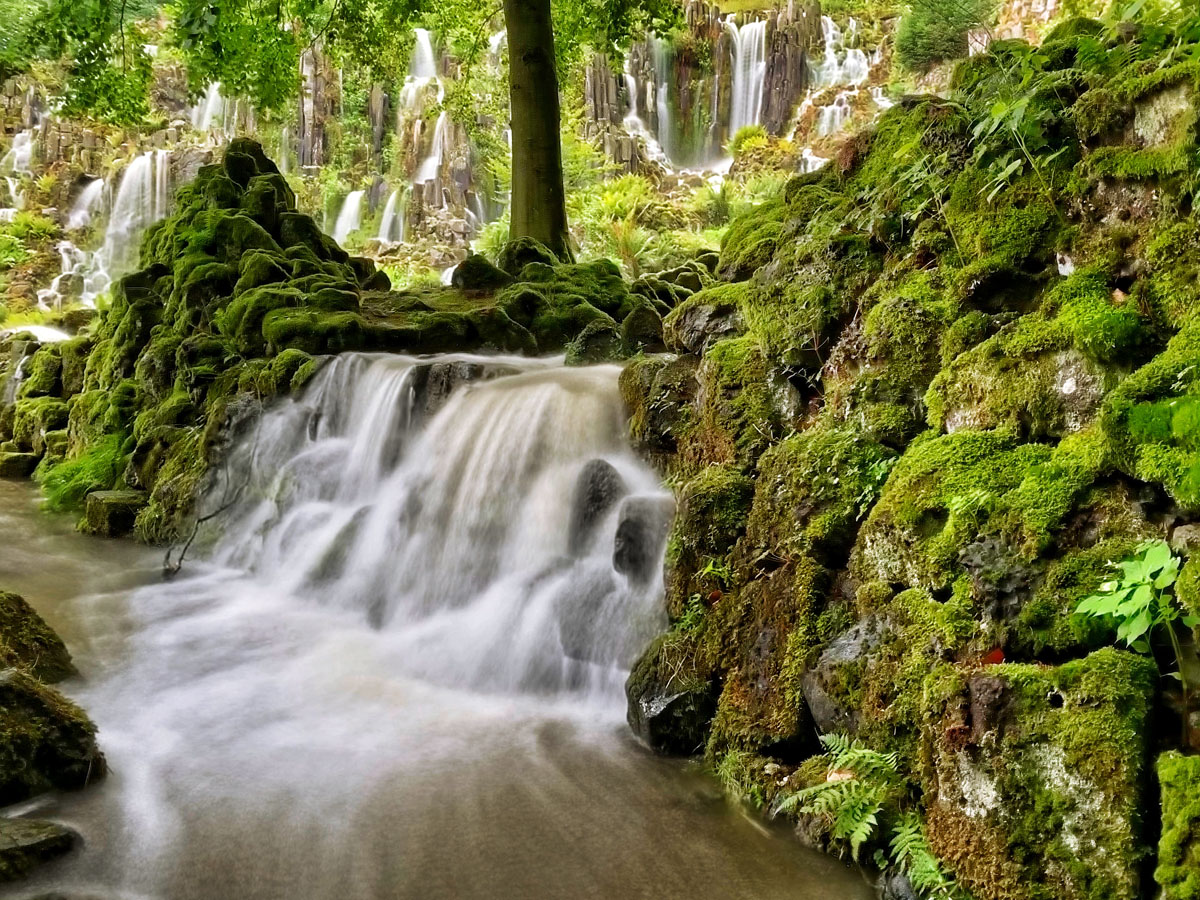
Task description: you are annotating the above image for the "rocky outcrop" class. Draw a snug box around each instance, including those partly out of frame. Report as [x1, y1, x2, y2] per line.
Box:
[622, 25, 1200, 899]
[0, 819, 76, 882]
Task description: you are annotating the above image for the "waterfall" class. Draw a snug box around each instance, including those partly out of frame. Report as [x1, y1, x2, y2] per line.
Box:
[191, 83, 226, 132]
[411, 28, 437, 79]
[376, 187, 408, 243]
[815, 91, 855, 136]
[279, 126, 292, 175]
[0, 130, 33, 175]
[488, 30, 507, 69]
[650, 36, 673, 163]
[205, 354, 668, 696]
[4, 176, 25, 210]
[727, 19, 767, 136]
[414, 112, 448, 186]
[332, 190, 365, 245]
[814, 16, 870, 87]
[97, 150, 172, 290]
[67, 178, 106, 230]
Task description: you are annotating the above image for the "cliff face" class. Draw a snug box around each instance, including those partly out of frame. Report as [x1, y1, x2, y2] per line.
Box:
[623, 21, 1200, 899]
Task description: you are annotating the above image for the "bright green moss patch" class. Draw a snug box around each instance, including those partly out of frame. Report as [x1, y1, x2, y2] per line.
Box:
[34, 432, 129, 513]
[1157, 751, 1200, 900]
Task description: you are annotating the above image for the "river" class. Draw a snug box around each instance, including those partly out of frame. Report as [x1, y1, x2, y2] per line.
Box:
[1, 355, 874, 900]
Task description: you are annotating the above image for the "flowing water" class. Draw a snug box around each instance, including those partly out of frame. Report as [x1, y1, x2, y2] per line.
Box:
[332, 189, 365, 244]
[5, 354, 874, 900]
[727, 19, 767, 136]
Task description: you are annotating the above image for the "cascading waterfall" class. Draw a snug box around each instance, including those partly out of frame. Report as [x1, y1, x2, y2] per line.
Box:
[815, 91, 855, 136]
[332, 189, 365, 245]
[16, 353, 882, 900]
[38, 150, 174, 308]
[191, 82, 227, 133]
[376, 187, 409, 243]
[99, 150, 172, 282]
[67, 178, 106, 230]
[413, 111, 448, 187]
[207, 354, 669, 698]
[727, 19, 767, 136]
[650, 35, 674, 163]
[0, 129, 33, 175]
[813, 16, 870, 87]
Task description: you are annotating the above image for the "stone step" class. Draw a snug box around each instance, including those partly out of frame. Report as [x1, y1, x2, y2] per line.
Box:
[0, 452, 39, 478]
[82, 490, 148, 538]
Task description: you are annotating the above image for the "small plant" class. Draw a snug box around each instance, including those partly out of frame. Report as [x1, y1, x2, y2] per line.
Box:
[773, 735, 967, 898]
[773, 733, 902, 860]
[727, 124, 767, 159]
[1077, 540, 1198, 736]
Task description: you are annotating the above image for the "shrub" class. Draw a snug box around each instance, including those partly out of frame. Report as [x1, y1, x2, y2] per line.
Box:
[896, 0, 999, 71]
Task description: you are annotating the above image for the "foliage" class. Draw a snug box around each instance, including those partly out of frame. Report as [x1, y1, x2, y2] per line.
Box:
[896, 0, 998, 71]
[774, 733, 902, 860]
[1076, 540, 1197, 715]
[727, 124, 767, 159]
[773, 735, 966, 897]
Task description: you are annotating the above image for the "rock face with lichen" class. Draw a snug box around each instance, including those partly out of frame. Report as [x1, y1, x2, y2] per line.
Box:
[621, 20, 1200, 900]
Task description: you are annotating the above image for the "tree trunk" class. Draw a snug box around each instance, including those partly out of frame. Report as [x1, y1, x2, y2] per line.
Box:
[503, 0, 572, 259]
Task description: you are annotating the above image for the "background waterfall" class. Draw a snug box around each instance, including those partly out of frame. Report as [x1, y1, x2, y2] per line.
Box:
[727, 19, 767, 136]
[331, 189, 364, 244]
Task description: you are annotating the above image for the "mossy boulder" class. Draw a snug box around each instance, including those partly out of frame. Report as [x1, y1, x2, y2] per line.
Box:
[1156, 751, 1200, 899]
[0, 670, 105, 805]
[0, 818, 76, 882]
[497, 237, 560, 276]
[451, 253, 514, 292]
[626, 632, 719, 755]
[0, 592, 74, 683]
[82, 490, 148, 538]
[923, 649, 1155, 900]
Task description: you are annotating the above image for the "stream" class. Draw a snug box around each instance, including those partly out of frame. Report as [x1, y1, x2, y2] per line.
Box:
[1, 355, 874, 900]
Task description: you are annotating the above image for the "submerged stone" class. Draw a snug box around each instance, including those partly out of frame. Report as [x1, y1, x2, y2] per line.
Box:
[0, 818, 76, 882]
[567, 460, 628, 557]
[612, 495, 674, 585]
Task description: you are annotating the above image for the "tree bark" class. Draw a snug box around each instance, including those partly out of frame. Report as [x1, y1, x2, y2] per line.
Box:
[503, 0, 573, 259]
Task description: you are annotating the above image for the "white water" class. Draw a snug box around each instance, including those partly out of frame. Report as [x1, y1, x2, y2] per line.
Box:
[6, 356, 880, 900]
[332, 190, 365, 245]
[727, 19, 767, 136]
[376, 187, 408, 243]
[39, 150, 174, 308]
[814, 16, 870, 87]
[1, 129, 34, 175]
[67, 178, 106, 230]
[815, 90, 856, 136]
[191, 82, 227, 133]
[98, 150, 172, 288]
[651, 35, 674, 164]
[414, 111, 448, 186]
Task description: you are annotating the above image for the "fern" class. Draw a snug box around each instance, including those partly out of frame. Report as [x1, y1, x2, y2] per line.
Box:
[890, 814, 970, 900]
[772, 734, 901, 860]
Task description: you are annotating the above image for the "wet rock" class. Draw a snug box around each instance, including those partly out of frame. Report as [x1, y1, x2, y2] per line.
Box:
[877, 872, 919, 900]
[959, 536, 1041, 622]
[568, 460, 628, 556]
[1170, 523, 1200, 557]
[0, 819, 76, 882]
[619, 305, 665, 354]
[0, 670, 106, 805]
[802, 617, 888, 735]
[663, 289, 746, 354]
[626, 635, 718, 755]
[613, 495, 675, 585]
[82, 490, 148, 538]
[0, 591, 75, 683]
[565, 319, 625, 366]
[408, 361, 520, 423]
[0, 452, 39, 477]
[451, 253, 514, 292]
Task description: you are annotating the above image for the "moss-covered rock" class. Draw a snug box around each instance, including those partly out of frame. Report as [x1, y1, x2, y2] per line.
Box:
[0, 818, 76, 882]
[82, 490, 148, 538]
[1156, 751, 1200, 900]
[0, 592, 74, 683]
[0, 669, 105, 806]
[923, 650, 1156, 900]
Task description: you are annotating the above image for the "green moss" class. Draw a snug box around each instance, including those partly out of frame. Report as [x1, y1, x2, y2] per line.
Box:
[16, 346, 62, 399]
[924, 649, 1156, 900]
[12, 397, 68, 454]
[717, 197, 786, 282]
[1156, 751, 1200, 900]
[0, 591, 74, 683]
[0, 669, 105, 806]
[34, 432, 128, 513]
